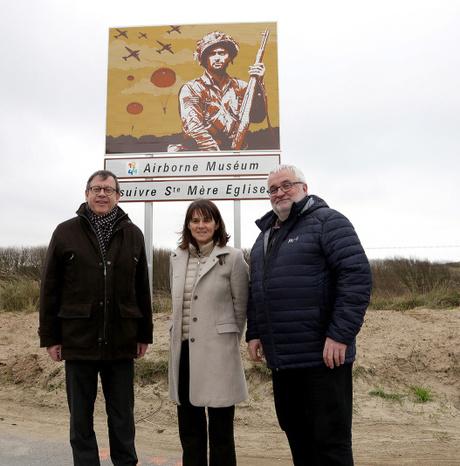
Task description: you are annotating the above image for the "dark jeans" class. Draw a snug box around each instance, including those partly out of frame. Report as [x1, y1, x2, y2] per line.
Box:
[177, 341, 236, 466]
[65, 360, 137, 466]
[272, 364, 354, 466]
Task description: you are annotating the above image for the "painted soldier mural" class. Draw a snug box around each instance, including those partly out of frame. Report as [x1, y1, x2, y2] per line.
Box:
[176, 31, 267, 151]
[106, 22, 279, 154]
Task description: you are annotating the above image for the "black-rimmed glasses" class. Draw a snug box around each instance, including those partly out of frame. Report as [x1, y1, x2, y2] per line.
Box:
[88, 186, 117, 196]
[268, 181, 304, 196]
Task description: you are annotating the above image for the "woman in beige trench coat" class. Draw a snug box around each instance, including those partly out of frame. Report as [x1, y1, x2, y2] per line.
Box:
[169, 199, 249, 466]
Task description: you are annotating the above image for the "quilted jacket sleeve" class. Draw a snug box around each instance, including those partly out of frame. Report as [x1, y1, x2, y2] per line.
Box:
[320, 210, 372, 345]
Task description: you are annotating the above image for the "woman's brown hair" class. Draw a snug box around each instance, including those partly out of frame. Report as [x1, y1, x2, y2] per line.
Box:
[178, 199, 230, 249]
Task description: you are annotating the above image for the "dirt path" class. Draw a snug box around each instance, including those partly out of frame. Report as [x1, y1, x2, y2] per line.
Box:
[1, 308, 459, 465]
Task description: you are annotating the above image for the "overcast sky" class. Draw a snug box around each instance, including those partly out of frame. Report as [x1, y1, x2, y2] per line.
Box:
[1, 0, 459, 262]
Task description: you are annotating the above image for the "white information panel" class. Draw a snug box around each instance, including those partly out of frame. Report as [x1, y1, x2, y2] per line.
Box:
[105, 152, 280, 179]
[119, 178, 268, 202]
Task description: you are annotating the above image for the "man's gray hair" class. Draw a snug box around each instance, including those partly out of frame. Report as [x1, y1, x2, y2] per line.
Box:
[86, 170, 120, 193]
[268, 164, 306, 183]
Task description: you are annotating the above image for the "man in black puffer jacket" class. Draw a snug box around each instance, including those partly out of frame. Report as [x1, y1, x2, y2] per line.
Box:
[247, 164, 371, 466]
[39, 170, 153, 466]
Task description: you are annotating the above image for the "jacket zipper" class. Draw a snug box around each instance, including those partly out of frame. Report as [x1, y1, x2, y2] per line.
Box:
[102, 261, 108, 344]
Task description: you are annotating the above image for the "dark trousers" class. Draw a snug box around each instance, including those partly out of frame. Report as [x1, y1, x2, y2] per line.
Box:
[177, 341, 236, 466]
[272, 364, 354, 466]
[65, 360, 137, 466]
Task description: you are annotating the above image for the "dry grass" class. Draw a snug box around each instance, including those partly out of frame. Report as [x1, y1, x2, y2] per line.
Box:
[0, 277, 40, 312]
[370, 258, 460, 309]
[1, 247, 460, 312]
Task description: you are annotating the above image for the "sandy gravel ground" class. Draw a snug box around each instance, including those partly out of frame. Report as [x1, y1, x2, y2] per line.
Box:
[0, 308, 459, 465]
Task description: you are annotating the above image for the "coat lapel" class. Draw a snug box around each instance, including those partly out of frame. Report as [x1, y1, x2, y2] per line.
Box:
[195, 245, 230, 283]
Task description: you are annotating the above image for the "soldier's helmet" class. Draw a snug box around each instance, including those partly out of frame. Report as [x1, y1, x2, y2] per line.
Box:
[195, 32, 239, 66]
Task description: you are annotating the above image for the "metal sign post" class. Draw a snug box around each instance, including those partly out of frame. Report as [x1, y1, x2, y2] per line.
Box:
[233, 200, 241, 249]
[144, 202, 154, 299]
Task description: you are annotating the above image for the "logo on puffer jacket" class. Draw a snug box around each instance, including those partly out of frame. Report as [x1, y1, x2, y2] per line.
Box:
[287, 236, 299, 243]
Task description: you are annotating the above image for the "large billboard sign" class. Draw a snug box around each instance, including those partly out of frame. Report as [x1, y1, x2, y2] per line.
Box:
[106, 22, 279, 154]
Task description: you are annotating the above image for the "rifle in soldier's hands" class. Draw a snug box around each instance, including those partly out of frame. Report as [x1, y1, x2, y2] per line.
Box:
[232, 29, 270, 150]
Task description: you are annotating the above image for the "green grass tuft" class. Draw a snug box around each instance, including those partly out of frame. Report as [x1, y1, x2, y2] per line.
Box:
[411, 385, 433, 403]
[369, 388, 404, 402]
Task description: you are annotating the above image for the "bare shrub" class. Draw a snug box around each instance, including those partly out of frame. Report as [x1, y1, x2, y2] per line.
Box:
[0, 246, 47, 280]
[370, 258, 460, 310]
[153, 247, 171, 292]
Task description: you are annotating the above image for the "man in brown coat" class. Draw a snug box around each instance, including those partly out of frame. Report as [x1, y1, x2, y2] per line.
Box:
[39, 170, 153, 466]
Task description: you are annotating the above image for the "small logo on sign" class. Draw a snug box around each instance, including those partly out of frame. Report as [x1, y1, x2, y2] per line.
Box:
[127, 162, 138, 175]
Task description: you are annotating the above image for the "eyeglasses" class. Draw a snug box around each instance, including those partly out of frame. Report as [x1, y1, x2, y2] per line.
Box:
[88, 186, 117, 196]
[268, 181, 304, 196]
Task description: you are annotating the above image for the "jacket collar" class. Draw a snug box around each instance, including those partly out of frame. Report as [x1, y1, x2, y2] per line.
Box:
[77, 202, 129, 225]
[172, 244, 232, 284]
[255, 194, 329, 233]
[173, 244, 231, 259]
[189, 240, 214, 258]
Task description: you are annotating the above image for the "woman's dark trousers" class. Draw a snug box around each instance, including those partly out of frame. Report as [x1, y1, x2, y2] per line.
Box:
[177, 340, 237, 466]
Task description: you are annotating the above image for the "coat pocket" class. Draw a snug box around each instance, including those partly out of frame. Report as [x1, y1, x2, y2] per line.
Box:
[58, 303, 92, 318]
[58, 303, 96, 348]
[114, 303, 143, 350]
[119, 303, 143, 318]
[216, 322, 240, 334]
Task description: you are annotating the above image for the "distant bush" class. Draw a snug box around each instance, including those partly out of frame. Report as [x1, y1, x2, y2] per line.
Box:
[0, 277, 40, 312]
[0, 246, 47, 280]
[370, 258, 460, 310]
[153, 247, 171, 292]
[1, 247, 459, 312]
[371, 258, 453, 294]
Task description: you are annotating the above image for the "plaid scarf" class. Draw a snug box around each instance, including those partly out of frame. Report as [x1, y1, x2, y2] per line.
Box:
[86, 204, 118, 259]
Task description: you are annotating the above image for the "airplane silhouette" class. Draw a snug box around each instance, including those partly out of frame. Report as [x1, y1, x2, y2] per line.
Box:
[138, 32, 148, 39]
[167, 25, 182, 34]
[114, 28, 128, 39]
[156, 40, 174, 54]
[123, 46, 140, 61]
